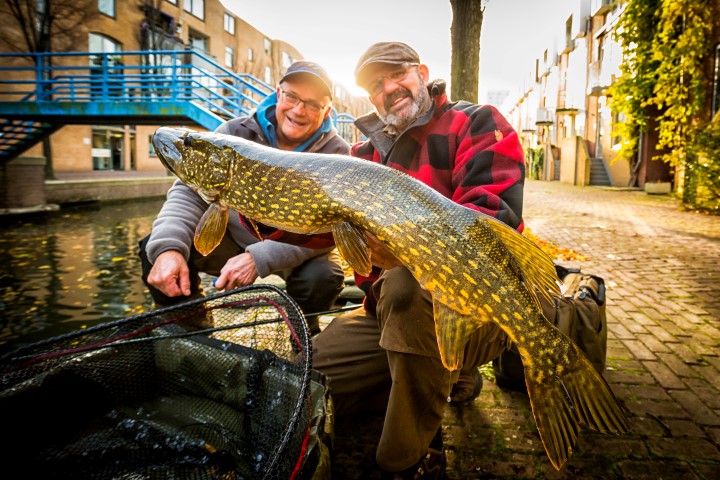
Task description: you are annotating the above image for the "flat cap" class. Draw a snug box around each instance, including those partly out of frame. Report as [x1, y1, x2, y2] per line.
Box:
[280, 60, 333, 98]
[354, 42, 420, 84]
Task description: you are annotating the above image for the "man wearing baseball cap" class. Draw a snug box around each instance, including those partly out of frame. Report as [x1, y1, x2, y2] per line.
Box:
[313, 42, 526, 478]
[140, 60, 347, 336]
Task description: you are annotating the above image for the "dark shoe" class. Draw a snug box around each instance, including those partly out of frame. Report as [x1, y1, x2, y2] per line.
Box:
[382, 429, 446, 480]
[448, 366, 483, 407]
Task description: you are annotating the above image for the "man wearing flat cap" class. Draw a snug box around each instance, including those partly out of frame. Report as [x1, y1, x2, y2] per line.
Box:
[313, 42, 526, 478]
[140, 60, 347, 335]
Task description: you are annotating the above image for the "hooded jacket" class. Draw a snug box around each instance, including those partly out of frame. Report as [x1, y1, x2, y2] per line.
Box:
[145, 93, 350, 278]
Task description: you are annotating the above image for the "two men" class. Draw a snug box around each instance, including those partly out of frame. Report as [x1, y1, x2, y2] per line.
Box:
[312, 42, 526, 479]
[141, 44, 526, 479]
[140, 61, 348, 334]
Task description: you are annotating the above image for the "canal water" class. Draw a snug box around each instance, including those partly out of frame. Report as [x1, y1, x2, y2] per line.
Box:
[0, 198, 167, 355]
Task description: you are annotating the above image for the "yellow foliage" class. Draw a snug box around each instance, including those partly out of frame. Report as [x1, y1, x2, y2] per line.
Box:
[523, 228, 587, 262]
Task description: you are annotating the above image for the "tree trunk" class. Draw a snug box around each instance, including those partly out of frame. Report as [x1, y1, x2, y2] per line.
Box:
[450, 0, 484, 103]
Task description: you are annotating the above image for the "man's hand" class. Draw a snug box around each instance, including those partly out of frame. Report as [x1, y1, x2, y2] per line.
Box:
[214, 252, 259, 291]
[366, 231, 403, 270]
[147, 250, 192, 297]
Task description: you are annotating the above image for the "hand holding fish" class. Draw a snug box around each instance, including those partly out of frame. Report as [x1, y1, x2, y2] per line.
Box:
[213, 253, 259, 291]
[147, 250, 192, 297]
[365, 231, 403, 270]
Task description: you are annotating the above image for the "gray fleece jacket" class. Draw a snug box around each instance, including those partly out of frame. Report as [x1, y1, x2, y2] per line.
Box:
[146, 111, 351, 278]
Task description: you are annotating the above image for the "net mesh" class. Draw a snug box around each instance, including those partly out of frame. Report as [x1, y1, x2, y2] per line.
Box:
[0, 284, 322, 480]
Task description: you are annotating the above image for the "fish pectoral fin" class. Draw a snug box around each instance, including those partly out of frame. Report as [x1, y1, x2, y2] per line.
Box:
[522, 341, 630, 470]
[332, 221, 372, 276]
[194, 203, 229, 256]
[483, 218, 561, 304]
[432, 300, 480, 371]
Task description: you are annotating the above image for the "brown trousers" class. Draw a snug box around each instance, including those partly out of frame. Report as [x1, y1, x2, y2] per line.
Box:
[312, 267, 507, 471]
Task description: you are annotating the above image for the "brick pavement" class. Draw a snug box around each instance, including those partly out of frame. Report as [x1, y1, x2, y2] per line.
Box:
[329, 180, 720, 479]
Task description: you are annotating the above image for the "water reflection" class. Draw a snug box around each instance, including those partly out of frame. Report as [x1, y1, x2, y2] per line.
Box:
[0, 199, 166, 353]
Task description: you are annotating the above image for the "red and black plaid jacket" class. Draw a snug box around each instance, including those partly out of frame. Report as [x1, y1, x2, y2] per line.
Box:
[352, 80, 526, 313]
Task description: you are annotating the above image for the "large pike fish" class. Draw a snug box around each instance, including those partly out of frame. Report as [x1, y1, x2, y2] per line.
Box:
[152, 126, 629, 469]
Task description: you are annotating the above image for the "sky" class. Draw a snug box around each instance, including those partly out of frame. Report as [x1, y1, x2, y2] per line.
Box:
[222, 0, 573, 104]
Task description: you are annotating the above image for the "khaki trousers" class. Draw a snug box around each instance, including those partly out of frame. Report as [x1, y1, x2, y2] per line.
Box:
[312, 267, 507, 472]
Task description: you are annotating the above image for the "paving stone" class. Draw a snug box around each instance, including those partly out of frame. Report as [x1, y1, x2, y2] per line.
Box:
[642, 359, 686, 389]
[618, 459, 700, 479]
[706, 427, 720, 446]
[577, 435, 649, 456]
[626, 384, 673, 401]
[604, 369, 656, 385]
[694, 463, 720, 480]
[624, 398, 691, 420]
[664, 419, 709, 438]
[681, 379, 720, 409]
[656, 352, 702, 379]
[448, 451, 537, 479]
[647, 437, 720, 461]
[668, 390, 720, 426]
[645, 324, 681, 343]
[539, 455, 621, 480]
[636, 333, 671, 353]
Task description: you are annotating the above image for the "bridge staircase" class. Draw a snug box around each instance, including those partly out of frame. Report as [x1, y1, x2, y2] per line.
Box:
[0, 50, 282, 161]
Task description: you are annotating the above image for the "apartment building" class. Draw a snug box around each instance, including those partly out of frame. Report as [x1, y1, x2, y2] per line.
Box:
[503, 0, 720, 189]
[1, 0, 370, 176]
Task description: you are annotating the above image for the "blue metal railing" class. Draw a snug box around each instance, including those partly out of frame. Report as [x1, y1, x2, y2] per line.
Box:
[0, 50, 363, 160]
[0, 49, 274, 119]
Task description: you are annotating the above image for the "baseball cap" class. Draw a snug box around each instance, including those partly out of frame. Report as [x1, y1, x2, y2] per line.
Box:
[279, 60, 333, 98]
[354, 42, 421, 85]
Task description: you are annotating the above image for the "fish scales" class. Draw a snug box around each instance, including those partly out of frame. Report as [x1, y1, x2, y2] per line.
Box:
[152, 127, 630, 471]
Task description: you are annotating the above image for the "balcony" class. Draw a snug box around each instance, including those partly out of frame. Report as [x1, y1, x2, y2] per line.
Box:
[591, 0, 616, 17]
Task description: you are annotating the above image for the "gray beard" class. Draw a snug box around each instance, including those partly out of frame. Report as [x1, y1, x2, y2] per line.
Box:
[379, 84, 429, 130]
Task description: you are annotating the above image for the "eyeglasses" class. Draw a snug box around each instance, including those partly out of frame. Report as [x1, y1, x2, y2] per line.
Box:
[364, 63, 419, 97]
[278, 89, 329, 115]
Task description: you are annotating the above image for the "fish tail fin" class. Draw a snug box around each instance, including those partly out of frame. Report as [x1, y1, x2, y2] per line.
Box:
[523, 343, 630, 470]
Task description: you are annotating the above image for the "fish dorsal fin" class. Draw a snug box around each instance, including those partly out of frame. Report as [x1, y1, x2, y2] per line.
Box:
[432, 299, 485, 371]
[332, 221, 372, 276]
[482, 217, 561, 305]
[194, 203, 229, 256]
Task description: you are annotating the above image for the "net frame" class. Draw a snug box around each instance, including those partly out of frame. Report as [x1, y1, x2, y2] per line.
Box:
[0, 284, 318, 480]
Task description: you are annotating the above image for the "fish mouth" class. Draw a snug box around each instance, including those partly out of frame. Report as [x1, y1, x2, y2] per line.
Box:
[153, 127, 190, 179]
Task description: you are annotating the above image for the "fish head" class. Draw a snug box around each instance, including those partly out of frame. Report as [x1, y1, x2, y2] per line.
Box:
[153, 127, 232, 201]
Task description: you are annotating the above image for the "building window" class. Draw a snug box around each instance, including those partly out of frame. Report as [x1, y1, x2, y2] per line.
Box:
[282, 51, 292, 69]
[184, 0, 204, 20]
[148, 134, 157, 156]
[247, 47, 254, 62]
[89, 32, 121, 69]
[98, 0, 115, 17]
[224, 13, 235, 34]
[264, 65, 272, 84]
[713, 43, 720, 117]
[92, 128, 125, 171]
[189, 31, 209, 53]
[264, 38, 271, 55]
[225, 46, 234, 68]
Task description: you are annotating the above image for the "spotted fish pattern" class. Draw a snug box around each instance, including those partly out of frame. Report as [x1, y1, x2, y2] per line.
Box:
[152, 127, 629, 470]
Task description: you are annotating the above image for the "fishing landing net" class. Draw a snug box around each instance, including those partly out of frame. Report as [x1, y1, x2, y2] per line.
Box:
[0, 284, 332, 480]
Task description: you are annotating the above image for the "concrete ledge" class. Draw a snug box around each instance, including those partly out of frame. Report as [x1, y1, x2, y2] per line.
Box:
[644, 182, 672, 195]
[0, 203, 60, 216]
[45, 176, 174, 204]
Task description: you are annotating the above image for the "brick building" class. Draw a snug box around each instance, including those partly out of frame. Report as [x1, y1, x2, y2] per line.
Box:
[0, 0, 370, 178]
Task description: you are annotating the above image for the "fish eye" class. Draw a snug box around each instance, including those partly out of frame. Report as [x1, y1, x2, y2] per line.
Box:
[183, 136, 192, 147]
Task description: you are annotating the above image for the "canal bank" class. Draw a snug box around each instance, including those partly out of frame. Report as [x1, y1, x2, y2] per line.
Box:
[1, 170, 174, 215]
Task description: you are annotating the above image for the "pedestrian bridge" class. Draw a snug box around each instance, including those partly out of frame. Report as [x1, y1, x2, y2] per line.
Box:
[0, 50, 356, 161]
